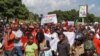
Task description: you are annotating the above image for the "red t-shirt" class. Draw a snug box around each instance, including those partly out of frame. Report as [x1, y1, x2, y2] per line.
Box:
[93, 36, 100, 54]
[4, 33, 15, 51]
[21, 36, 28, 48]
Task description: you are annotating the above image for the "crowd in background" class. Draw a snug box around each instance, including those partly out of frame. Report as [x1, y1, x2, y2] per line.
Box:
[0, 19, 100, 56]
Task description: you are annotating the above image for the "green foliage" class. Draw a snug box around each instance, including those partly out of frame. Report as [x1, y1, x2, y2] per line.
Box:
[95, 17, 100, 22]
[0, 0, 38, 20]
[48, 9, 96, 23]
[28, 12, 39, 22]
[48, 9, 79, 22]
[85, 14, 95, 23]
[0, 0, 97, 23]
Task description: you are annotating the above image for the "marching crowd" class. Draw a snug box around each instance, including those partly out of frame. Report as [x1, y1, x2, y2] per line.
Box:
[0, 19, 100, 56]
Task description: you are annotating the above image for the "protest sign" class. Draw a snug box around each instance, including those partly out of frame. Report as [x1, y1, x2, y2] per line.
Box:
[41, 14, 57, 25]
[68, 21, 74, 26]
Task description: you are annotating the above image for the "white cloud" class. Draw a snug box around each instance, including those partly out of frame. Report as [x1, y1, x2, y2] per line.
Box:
[22, 0, 77, 14]
[98, 8, 100, 11]
[22, 0, 100, 16]
[88, 4, 95, 11]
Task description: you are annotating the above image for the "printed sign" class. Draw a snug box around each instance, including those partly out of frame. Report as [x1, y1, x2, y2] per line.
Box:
[79, 5, 88, 17]
[41, 14, 57, 25]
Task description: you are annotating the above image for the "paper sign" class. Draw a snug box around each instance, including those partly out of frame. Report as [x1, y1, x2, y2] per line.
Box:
[41, 14, 57, 25]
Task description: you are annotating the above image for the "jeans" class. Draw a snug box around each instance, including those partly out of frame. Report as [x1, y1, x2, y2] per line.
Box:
[14, 46, 23, 56]
[4, 50, 14, 56]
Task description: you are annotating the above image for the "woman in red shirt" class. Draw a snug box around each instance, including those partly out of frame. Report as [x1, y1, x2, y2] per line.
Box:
[3, 26, 15, 56]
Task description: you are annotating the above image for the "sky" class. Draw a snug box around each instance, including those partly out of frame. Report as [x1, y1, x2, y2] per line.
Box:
[22, 0, 100, 17]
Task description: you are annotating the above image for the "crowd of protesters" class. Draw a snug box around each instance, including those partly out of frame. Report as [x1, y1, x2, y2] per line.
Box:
[0, 19, 100, 56]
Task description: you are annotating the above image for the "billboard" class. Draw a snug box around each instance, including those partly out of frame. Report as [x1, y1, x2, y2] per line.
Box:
[79, 5, 88, 17]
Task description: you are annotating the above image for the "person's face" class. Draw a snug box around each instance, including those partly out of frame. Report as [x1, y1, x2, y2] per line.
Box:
[36, 24, 39, 29]
[13, 24, 19, 31]
[68, 27, 73, 32]
[45, 26, 48, 30]
[28, 36, 33, 43]
[50, 29, 54, 34]
[28, 27, 34, 32]
[59, 34, 64, 41]
[6, 27, 12, 33]
[11, 24, 14, 29]
[36, 28, 40, 32]
[14, 24, 18, 28]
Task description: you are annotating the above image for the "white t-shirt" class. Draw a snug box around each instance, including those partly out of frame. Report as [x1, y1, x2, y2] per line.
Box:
[63, 31, 75, 47]
[12, 29, 23, 46]
[50, 32, 59, 52]
[44, 33, 51, 41]
[44, 32, 59, 52]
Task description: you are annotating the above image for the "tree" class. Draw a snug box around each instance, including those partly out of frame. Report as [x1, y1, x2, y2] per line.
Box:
[95, 17, 100, 22]
[48, 9, 79, 22]
[48, 9, 95, 23]
[28, 12, 39, 22]
[0, 0, 38, 20]
[85, 14, 95, 23]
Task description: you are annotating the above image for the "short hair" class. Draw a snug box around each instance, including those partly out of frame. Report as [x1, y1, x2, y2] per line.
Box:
[58, 32, 65, 38]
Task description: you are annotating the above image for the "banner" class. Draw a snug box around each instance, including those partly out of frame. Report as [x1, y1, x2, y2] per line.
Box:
[79, 5, 88, 17]
[68, 21, 74, 26]
[41, 14, 57, 25]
